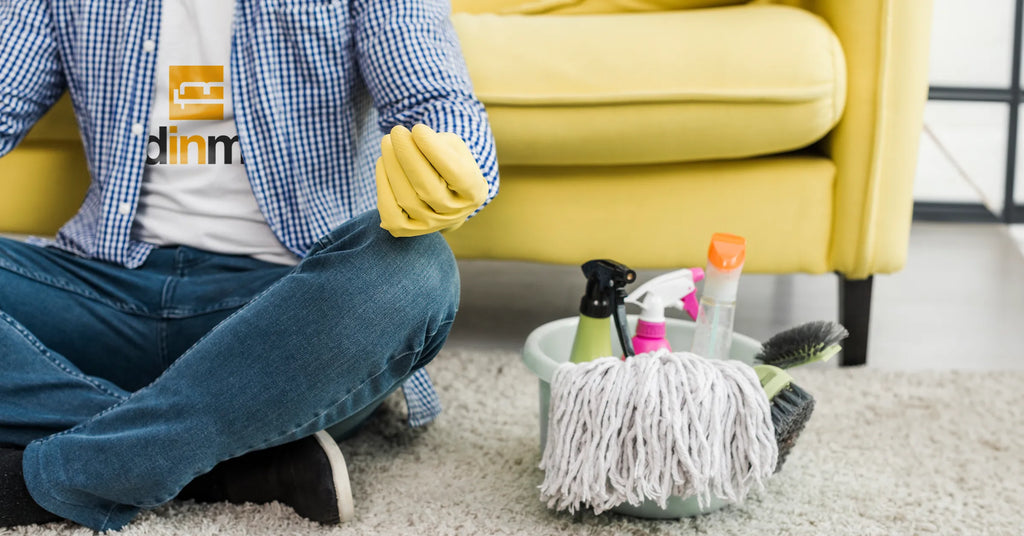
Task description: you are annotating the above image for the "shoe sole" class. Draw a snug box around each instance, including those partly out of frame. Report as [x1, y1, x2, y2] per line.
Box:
[313, 431, 355, 522]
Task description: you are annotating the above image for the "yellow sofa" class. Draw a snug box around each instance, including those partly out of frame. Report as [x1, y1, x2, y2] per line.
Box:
[0, 0, 932, 365]
[442, 0, 933, 365]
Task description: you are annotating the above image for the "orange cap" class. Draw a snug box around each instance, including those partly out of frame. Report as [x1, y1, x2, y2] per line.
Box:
[707, 233, 746, 270]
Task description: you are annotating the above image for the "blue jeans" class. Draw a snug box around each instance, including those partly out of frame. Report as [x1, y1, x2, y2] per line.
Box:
[0, 210, 459, 531]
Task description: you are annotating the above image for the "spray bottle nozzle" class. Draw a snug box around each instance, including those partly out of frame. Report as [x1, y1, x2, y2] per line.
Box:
[579, 259, 636, 357]
[579, 260, 636, 317]
[582, 259, 636, 288]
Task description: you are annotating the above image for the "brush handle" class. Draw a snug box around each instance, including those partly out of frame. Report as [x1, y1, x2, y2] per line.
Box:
[754, 364, 792, 400]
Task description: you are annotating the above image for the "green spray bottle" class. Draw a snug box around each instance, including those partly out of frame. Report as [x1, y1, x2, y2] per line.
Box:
[569, 259, 637, 364]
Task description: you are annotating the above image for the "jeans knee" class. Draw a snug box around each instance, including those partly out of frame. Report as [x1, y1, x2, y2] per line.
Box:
[388, 231, 460, 326]
[306, 210, 460, 327]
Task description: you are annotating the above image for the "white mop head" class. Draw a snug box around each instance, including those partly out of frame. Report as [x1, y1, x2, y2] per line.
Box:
[538, 350, 778, 514]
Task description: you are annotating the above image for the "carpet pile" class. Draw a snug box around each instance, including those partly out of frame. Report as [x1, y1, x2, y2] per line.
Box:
[4, 349, 1022, 535]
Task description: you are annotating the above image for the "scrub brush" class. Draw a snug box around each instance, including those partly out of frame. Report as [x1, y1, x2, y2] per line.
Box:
[754, 321, 849, 369]
[755, 365, 815, 471]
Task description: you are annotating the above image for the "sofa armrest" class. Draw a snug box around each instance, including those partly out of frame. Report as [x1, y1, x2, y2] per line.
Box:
[772, 0, 933, 279]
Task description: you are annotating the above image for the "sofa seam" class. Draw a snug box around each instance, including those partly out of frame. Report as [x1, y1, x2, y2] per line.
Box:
[477, 86, 837, 108]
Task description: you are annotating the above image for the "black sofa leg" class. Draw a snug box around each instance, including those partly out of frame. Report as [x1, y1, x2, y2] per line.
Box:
[838, 274, 873, 367]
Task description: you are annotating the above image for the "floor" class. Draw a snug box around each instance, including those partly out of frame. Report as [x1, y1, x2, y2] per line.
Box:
[447, 221, 1024, 371]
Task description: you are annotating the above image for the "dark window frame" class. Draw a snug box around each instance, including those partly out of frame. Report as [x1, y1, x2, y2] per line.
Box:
[916, 0, 1024, 223]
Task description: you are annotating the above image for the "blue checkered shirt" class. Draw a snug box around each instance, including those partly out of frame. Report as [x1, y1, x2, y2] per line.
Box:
[0, 0, 499, 427]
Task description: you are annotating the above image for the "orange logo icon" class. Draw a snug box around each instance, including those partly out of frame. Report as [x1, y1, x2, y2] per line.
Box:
[169, 66, 225, 121]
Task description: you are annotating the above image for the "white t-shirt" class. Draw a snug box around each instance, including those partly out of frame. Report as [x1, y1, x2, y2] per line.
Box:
[132, 0, 300, 266]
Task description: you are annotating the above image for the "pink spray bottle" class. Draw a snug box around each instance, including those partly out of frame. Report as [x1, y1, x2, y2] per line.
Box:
[624, 268, 706, 354]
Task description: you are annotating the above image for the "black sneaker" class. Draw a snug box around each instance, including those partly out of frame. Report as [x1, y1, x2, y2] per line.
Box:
[179, 431, 354, 524]
[0, 448, 62, 527]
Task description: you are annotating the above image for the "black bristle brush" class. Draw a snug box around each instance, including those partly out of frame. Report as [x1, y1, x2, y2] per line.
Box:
[755, 365, 815, 471]
[755, 321, 849, 369]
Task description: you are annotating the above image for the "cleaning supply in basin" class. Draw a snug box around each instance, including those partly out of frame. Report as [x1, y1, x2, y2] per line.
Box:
[569, 259, 637, 363]
[755, 364, 816, 471]
[750, 322, 842, 468]
[755, 321, 850, 369]
[624, 267, 705, 354]
[539, 350, 778, 514]
[690, 233, 747, 360]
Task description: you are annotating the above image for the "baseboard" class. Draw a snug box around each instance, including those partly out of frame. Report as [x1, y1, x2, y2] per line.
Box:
[913, 202, 1001, 223]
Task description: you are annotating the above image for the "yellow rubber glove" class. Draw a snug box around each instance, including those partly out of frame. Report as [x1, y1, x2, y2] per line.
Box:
[376, 124, 489, 238]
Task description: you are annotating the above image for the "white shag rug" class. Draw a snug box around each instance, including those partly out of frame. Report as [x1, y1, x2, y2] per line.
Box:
[3, 349, 1023, 536]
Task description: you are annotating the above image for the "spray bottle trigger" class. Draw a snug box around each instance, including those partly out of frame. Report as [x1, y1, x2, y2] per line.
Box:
[681, 268, 704, 320]
[681, 291, 699, 321]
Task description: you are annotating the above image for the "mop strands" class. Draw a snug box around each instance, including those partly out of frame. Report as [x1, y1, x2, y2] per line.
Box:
[539, 350, 778, 515]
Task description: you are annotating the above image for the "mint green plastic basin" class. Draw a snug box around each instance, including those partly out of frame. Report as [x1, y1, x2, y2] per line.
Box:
[521, 315, 761, 519]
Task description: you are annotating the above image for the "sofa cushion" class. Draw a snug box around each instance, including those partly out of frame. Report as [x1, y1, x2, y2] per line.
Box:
[444, 155, 835, 273]
[452, 4, 846, 166]
[451, 0, 748, 15]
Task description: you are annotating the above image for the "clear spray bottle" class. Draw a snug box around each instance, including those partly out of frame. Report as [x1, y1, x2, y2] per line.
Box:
[690, 233, 747, 360]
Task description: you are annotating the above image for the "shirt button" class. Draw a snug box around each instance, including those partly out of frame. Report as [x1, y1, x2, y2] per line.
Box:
[143, 40, 156, 53]
[118, 203, 132, 216]
[131, 123, 145, 136]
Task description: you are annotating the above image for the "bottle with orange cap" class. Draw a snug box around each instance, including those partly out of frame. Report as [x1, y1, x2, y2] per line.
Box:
[690, 233, 747, 360]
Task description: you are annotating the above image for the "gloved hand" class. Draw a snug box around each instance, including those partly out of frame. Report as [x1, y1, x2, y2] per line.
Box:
[375, 124, 489, 237]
